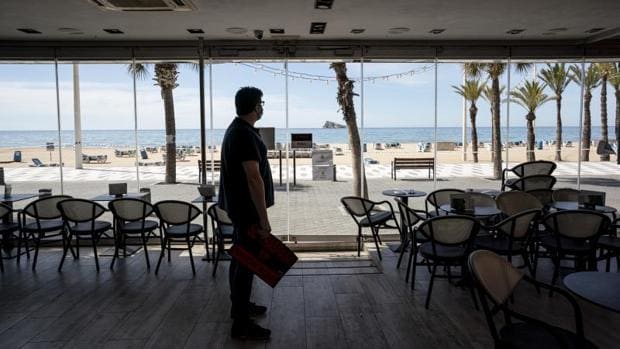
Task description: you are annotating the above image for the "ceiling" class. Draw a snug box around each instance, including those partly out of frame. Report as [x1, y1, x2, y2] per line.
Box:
[1, 0, 619, 42]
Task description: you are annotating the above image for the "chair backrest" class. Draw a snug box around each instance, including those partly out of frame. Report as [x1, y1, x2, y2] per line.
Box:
[108, 198, 154, 222]
[341, 196, 375, 218]
[207, 204, 233, 225]
[0, 203, 12, 220]
[496, 191, 542, 216]
[495, 209, 540, 240]
[525, 189, 554, 207]
[469, 249, 523, 305]
[395, 199, 425, 230]
[140, 149, 149, 160]
[418, 215, 478, 245]
[511, 160, 557, 178]
[469, 192, 496, 208]
[510, 174, 556, 191]
[23, 195, 72, 219]
[155, 200, 201, 225]
[57, 199, 107, 223]
[32, 158, 43, 167]
[425, 189, 465, 214]
[552, 188, 580, 202]
[543, 210, 610, 240]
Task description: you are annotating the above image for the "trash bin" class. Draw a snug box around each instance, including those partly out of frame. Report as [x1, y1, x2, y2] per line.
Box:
[13, 151, 22, 162]
[536, 141, 543, 150]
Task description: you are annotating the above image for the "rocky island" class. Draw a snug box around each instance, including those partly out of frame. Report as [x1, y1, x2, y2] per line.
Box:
[322, 121, 346, 129]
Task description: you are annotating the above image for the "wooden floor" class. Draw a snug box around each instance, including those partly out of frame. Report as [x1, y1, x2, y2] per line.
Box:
[1, 244, 619, 349]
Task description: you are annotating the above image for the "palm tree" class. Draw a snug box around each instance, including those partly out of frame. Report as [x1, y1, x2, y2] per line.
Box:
[538, 64, 572, 161]
[609, 63, 620, 164]
[129, 63, 180, 184]
[452, 79, 485, 162]
[464, 63, 530, 179]
[595, 63, 615, 161]
[331, 62, 367, 198]
[570, 64, 601, 162]
[509, 80, 553, 161]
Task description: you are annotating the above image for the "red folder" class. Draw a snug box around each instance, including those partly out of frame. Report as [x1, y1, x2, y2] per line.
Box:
[228, 226, 298, 288]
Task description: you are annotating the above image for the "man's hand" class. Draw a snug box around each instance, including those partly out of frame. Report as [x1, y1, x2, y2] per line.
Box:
[256, 219, 272, 239]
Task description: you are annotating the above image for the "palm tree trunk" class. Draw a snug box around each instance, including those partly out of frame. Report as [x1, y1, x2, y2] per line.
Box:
[582, 91, 592, 161]
[616, 88, 620, 165]
[491, 77, 502, 179]
[470, 103, 479, 163]
[526, 112, 536, 162]
[162, 88, 176, 183]
[332, 63, 367, 198]
[600, 76, 609, 161]
[555, 96, 562, 161]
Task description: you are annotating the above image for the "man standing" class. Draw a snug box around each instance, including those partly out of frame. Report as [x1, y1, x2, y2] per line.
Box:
[219, 86, 274, 340]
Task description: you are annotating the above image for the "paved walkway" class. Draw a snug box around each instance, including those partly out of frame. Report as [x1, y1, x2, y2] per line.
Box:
[5, 162, 619, 182]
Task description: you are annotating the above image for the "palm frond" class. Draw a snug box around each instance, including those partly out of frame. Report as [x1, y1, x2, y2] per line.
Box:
[127, 63, 150, 80]
[569, 64, 601, 90]
[538, 63, 571, 96]
[509, 80, 552, 112]
[452, 79, 485, 102]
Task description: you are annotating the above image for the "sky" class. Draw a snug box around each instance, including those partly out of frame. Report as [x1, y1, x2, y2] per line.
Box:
[0, 61, 616, 131]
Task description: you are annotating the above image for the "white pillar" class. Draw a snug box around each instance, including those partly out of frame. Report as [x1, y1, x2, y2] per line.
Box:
[462, 70, 467, 161]
[73, 63, 83, 169]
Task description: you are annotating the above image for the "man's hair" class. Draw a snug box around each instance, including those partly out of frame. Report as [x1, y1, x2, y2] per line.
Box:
[235, 86, 263, 116]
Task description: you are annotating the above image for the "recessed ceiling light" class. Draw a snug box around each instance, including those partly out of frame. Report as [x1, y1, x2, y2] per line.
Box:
[69, 32, 85, 35]
[58, 27, 80, 33]
[103, 28, 124, 34]
[350, 28, 365, 34]
[585, 27, 605, 34]
[506, 29, 525, 35]
[314, 0, 334, 9]
[310, 22, 327, 34]
[549, 27, 567, 32]
[17, 28, 41, 34]
[187, 28, 204, 34]
[226, 27, 247, 34]
[542, 32, 556, 36]
[270, 28, 285, 34]
[429, 29, 445, 35]
[388, 27, 410, 34]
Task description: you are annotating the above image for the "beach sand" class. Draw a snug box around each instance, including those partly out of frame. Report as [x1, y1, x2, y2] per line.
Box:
[0, 143, 615, 169]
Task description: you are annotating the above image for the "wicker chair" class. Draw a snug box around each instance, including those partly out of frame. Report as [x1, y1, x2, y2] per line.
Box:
[552, 188, 580, 202]
[207, 204, 235, 277]
[507, 174, 557, 192]
[0, 203, 20, 272]
[501, 160, 557, 191]
[394, 199, 428, 287]
[425, 189, 465, 217]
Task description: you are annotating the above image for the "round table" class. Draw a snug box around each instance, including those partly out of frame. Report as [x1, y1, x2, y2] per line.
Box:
[550, 201, 617, 214]
[563, 272, 620, 313]
[467, 188, 501, 198]
[439, 204, 501, 217]
[382, 189, 427, 252]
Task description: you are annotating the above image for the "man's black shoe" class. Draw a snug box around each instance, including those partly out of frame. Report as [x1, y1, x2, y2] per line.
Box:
[231, 320, 271, 341]
[248, 302, 268, 317]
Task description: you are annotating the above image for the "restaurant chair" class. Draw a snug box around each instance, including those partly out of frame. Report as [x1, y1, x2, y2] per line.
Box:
[154, 200, 203, 276]
[108, 198, 159, 270]
[19, 195, 72, 271]
[475, 209, 541, 278]
[425, 189, 465, 217]
[416, 215, 479, 309]
[525, 189, 554, 210]
[506, 174, 557, 192]
[207, 204, 235, 277]
[0, 203, 20, 272]
[539, 210, 610, 291]
[501, 160, 557, 191]
[57, 199, 111, 272]
[552, 188, 580, 202]
[341, 196, 400, 260]
[469, 250, 595, 349]
[496, 191, 543, 216]
[597, 217, 620, 272]
[395, 199, 428, 287]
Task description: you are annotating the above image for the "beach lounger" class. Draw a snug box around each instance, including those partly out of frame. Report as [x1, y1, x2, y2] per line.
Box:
[335, 147, 344, 156]
[374, 143, 385, 150]
[82, 154, 108, 164]
[30, 158, 60, 167]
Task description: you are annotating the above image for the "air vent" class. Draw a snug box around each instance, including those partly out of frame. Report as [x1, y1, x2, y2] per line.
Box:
[585, 27, 605, 34]
[103, 28, 124, 34]
[506, 29, 525, 35]
[226, 27, 247, 34]
[17, 28, 42, 34]
[350, 28, 365, 34]
[89, 0, 196, 11]
[270, 28, 285, 34]
[429, 29, 445, 35]
[187, 28, 204, 34]
[315, 0, 334, 9]
[310, 22, 327, 34]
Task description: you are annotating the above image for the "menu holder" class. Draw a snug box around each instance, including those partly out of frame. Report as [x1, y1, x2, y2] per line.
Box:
[228, 226, 298, 288]
[451, 193, 473, 214]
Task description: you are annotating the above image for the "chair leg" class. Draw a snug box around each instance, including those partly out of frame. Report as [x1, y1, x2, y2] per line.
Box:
[357, 226, 362, 257]
[58, 232, 72, 272]
[0, 246, 4, 272]
[549, 254, 560, 297]
[371, 226, 382, 260]
[410, 250, 419, 290]
[16, 230, 22, 263]
[75, 235, 80, 259]
[446, 264, 453, 283]
[32, 234, 41, 271]
[155, 237, 166, 275]
[212, 247, 220, 277]
[142, 232, 150, 269]
[397, 238, 409, 269]
[91, 233, 100, 272]
[425, 264, 437, 309]
[186, 236, 196, 276]
[167, 239, 172, 262]
[110, 235, 120, 271]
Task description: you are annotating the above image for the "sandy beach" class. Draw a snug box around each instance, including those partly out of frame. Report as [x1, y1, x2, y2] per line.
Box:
[0, 143, 615, 169]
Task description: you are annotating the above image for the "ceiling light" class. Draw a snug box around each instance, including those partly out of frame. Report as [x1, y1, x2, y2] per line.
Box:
[17, 28, 41, 34]
[542, 32, 556, 36]
[58, 27, 80, 33]
[103, 28, 124, 34]
[187, 28, 204, 34]
[388, 27, 410, 34]
[429, 29, 445, 35]
[549, 27, 567, 32]
[350, 29, 365, 34]
[226, 27, 247, 34]
[585, 28, 605, 34]
[270, 29, 285, 34]
[506, 29, 525, 35]
[310, 22, 327, 34]
[314, 0, 334, 9]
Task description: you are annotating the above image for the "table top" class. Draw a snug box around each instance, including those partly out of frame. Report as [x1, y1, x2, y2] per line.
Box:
[191, 195, 219, 204]
[382, 189, 427, 198]
[0, 193, 39, 203]
[468, 189, 501, 197]
[550, 201, 617, 214]
[563, 272, 620, 313]
[91, 193, 149, 202]
[439, 204, 501, 217]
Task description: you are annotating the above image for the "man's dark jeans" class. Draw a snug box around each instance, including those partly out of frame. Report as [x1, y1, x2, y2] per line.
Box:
[229, 223, 259, 322]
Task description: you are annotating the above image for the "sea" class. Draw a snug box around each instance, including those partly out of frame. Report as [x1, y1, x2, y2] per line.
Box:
[0, 127, 616, 148]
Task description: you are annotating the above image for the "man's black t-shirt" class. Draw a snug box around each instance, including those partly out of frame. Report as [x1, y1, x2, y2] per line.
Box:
[218, 117, 274, 226]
